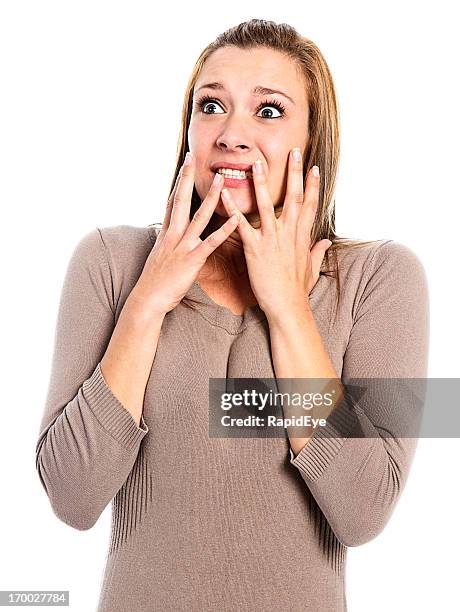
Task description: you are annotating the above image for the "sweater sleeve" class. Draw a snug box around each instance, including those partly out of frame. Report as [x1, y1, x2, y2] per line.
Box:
[35, 228, 149, 531]
[288, 240, 430, 546]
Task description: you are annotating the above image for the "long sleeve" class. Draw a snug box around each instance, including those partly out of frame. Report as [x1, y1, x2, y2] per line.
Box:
[35, 228, 149, 531]
[289, 240, 430, 546]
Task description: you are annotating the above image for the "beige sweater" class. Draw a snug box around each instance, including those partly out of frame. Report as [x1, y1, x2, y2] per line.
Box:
[35, 224, 429, 611]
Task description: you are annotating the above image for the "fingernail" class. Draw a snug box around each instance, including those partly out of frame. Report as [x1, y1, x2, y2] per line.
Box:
[213, 172, 223, 185]
[312, 165, 320, 178]
[253, 160, 263, 174]
[292, 148, 302, 162]
[221, 188, 230, 200]
[326, 240, 332, 248]
[184, 152, 193, 166]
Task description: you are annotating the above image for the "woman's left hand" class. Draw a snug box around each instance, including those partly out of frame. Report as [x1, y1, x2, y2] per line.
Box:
[220, 148, 332, 319]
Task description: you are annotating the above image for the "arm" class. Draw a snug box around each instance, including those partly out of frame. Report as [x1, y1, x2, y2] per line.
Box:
[267, 295, 345, 457]
[269, 241, 430, 546]
[35, 228, 163, 531]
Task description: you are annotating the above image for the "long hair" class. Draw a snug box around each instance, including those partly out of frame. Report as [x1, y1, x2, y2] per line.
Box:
[149, 19, 379, 322]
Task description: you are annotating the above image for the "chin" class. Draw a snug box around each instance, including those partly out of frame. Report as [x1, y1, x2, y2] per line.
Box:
[225, 192, 257, 214]
[220, 206, 254, 219]
[212, 199, 252, 217]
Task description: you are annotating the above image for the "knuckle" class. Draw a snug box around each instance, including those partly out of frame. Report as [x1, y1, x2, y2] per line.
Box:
[205, 234, 219, 249]
[166, 226, 180, 240]
[181, 165, 193, 177]
[294, 191, 304, 204]
[191, 209, 205, 224]
[289, 190, 304, 205]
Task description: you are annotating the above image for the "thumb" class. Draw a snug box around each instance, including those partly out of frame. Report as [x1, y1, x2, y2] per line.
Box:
[310, 239, 332, 279]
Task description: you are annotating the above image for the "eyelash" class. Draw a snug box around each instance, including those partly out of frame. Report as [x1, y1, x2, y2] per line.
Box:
[195, 94, 287, 119]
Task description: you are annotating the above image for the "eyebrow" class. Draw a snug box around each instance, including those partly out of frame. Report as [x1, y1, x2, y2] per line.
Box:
[195, 82, 295, 105]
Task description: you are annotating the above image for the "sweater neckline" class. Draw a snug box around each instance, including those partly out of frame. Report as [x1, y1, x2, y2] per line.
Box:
[183, 276, 326, 334]
[183, 281, 267, 334]
[146, 224, 324, 334]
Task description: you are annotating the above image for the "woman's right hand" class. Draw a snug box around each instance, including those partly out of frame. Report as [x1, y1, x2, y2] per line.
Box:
[131, 152, 240, 316]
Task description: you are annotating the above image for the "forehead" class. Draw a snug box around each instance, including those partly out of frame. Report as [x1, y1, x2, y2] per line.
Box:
[195, 46, 307, 103]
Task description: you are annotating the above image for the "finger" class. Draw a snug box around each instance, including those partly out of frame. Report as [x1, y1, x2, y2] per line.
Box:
[310, 239, 332, 282]
[169, 152, 195, 236]
[251, 159, 277, 236]
[183, 171, 224, 242]
[158, 169, 182, 240]
[220, 187, 255, 246]
[297, 166, 320, 248]
[281, 148, 305, 226]
[191, 212, 240, 261]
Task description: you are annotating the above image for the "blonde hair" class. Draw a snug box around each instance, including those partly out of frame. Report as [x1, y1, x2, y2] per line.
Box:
[149, 19, 380, 321]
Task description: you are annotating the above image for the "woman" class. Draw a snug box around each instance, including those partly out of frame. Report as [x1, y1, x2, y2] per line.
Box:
[35, 19, 429, 612]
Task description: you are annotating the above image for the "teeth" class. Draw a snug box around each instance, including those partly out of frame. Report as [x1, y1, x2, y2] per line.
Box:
[216, 167, 252, 179]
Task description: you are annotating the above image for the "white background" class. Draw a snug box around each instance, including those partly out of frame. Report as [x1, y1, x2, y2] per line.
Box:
[1, 1, 459, 611]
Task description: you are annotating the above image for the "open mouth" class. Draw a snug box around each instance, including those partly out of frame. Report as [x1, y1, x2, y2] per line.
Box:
[215, 167, 253, 180]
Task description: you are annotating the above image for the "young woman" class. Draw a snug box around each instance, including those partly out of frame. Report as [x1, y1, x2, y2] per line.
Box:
[35, 19, 429, 612]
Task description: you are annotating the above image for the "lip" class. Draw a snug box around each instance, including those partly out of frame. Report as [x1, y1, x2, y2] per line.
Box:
[219, 175, 252, 188]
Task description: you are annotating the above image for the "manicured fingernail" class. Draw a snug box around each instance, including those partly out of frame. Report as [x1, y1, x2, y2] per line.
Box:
[312, 165, 320, 178]
[253, 160, 263, 174]
[213, 172, 223, 185]
[221, 188, 230, 200]
[292, 148, 302, 162]
[184, 152, 193, 165]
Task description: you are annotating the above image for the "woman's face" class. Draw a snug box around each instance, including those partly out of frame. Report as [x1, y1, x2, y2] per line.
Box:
[188, 46, 309, 219]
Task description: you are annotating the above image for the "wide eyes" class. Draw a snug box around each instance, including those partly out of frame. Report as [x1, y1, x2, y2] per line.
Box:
[199, 98, 284, 119]
[200, 100, 225, 115]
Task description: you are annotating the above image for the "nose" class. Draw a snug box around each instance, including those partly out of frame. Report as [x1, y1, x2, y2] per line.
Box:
[216, 138, 249, 152]
[216, 116, 252, 152]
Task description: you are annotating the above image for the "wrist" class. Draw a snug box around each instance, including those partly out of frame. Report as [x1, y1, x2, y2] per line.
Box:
[264, 295, 314, 327]
[126, 284, 169, 322]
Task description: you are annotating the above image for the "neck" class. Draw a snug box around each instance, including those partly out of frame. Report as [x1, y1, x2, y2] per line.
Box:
[201, 204, 284, 282]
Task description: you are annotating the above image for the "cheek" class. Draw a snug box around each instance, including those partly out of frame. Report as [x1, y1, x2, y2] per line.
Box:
[193, 170, 212, 202]
[188, 120, 214, 148]
[267, 163, 286, 193]
[187, 124, 197, 151]
[187, 120, 204, 155]
[188, 131, 213, 178]
[267, 163, 290, 204]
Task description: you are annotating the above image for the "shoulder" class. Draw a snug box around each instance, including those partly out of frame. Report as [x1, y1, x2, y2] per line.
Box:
[368, 239, 425, 269]
[70, 224, 154, 258]
[69, 224, 156, 311]
[361, 240, 428, 292]
[97, 222, 156, 284]
[97, 224, 154, 253]
[69, 224, 155, 276]
[83, 224, 154, 272]
[334, 238, 428, 286]
[331, 238, 429, 324]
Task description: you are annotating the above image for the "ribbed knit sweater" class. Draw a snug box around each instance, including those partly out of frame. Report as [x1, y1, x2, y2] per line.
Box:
[35, 224, 429, 612]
